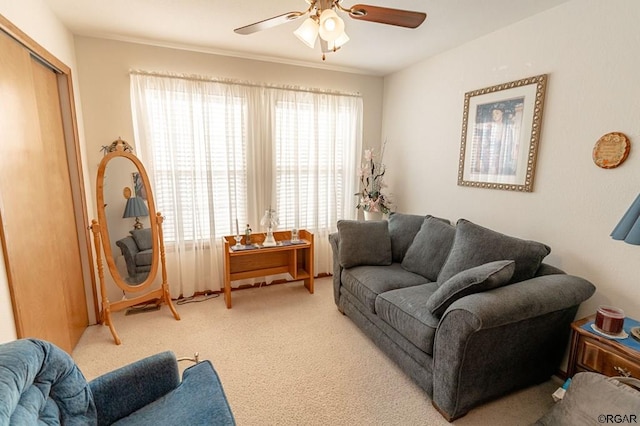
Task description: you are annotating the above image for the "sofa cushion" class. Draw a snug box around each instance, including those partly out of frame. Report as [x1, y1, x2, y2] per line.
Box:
[337, 220, 392, 268]
[388, 212, 426, 263]
[437, 219, 551, 284]
[375, 283, 440, 354]
[341, 264, 429, 314]
[135, 249, 153, 267]
[130, 228, 153, 251]
[426, 260, 515, 317]
[401, 216, 456, 281]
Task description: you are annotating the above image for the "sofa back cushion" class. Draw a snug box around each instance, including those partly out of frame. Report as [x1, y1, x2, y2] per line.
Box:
[437, 219, 551, 284]
[130, 228, 153, 251]
[388, 212, 426, 263]
[426, 260, 515, 317]
[401, 216, 456, 281]
[337, 220, 392, 268]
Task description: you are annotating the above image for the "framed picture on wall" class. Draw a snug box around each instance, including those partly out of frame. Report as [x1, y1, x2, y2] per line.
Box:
[457, 74, 548, 192]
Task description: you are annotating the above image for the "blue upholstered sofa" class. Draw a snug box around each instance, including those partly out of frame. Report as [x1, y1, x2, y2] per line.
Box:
[329, 213, 596, 421]
[0, 338, 235, 425]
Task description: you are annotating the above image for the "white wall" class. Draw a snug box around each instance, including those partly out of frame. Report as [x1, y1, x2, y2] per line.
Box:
[382, 0, 640, 320]
[0, 0, 92, 342]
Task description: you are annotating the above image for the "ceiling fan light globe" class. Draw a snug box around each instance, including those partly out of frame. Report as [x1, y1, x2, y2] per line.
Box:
[319, 8, 338, 24]
[324, 18, 336, 32]
[294, 17, 319, 48]
[318, 9, 345, 42]
[333, 31, 349, 48]
[328, 32, 349, 51]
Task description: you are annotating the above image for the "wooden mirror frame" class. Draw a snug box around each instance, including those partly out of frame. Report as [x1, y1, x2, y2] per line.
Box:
[91, 138, 179, 344]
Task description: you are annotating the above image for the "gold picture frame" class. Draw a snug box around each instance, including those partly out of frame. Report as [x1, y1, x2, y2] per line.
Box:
[457, 74, 547, 192]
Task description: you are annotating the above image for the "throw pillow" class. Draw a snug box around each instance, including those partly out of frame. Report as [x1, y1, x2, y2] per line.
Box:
[437, 219, 551, 284]
[388, 212, 427, 262]
[130, 228, 153, 251]
[426, 260, 515, 317]
[401, 216, 456, 281]
[337, 220, 392, 269]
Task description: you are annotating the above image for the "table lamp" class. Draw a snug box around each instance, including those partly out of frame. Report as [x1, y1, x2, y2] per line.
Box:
[611, 193, 640, 244]
[260, 207, 279, 247]
[123, 197, 149, 230]
[610, 193, 640, 340]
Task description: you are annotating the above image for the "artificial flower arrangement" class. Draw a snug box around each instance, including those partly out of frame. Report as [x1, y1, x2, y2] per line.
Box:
[355, 146, 393, 214]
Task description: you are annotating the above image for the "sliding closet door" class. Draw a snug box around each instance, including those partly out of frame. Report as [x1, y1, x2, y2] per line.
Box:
[0, 29, 88, 352]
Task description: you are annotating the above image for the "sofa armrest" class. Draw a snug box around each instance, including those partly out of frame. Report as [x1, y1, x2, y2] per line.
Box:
[443, 273, 595, 327]
[535, 262, 566, 277]
[116, 236, 139, 277]
[328, 232, 343, 308]
[432, 273, 595, 420]
[89, 351, 180, 426]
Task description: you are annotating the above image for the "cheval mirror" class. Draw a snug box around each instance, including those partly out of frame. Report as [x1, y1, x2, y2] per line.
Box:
[91, 138, 180, 345]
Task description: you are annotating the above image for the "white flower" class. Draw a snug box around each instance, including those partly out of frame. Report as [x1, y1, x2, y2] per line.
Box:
[355, 146, 392, 214]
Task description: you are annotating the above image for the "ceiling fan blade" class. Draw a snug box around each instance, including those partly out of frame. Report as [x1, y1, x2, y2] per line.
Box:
[348, 4, 426, 28]
[234, 11, 304, 35]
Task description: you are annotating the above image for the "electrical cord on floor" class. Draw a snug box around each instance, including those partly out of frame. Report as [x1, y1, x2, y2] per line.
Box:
[176, 293, 220, 305]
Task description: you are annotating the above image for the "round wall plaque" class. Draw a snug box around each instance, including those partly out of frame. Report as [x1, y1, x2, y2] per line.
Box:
[593, 132, 630, 169]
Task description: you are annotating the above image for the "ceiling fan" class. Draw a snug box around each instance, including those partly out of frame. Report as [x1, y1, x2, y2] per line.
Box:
[234, 0, 427, 60]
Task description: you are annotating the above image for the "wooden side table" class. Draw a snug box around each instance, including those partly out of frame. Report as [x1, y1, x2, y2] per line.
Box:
[567, 315, 640, 379]
[221, 229, 314, 308]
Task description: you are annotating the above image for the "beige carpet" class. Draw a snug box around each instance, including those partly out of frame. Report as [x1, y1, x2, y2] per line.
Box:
[72, 277, 558, 425]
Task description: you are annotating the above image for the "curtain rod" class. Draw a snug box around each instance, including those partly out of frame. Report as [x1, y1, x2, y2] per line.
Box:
[129, 69, 362, 98]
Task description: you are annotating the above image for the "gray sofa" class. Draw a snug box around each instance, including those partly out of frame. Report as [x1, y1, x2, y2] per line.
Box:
[329, 213, 595, 421]
[116, 228, 153, 284]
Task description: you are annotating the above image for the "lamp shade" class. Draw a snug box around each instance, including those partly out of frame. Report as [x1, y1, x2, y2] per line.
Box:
[294, 17, 319, 48]
[328, 31, 349, 50]
[260, 208, 279, 228]
[318, 9, 345, 42]
[123, 197, 149, 219]
[611, 193, 640, 244]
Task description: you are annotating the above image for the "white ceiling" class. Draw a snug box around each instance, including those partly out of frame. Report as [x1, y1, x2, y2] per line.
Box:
[43, 0, 569, 76]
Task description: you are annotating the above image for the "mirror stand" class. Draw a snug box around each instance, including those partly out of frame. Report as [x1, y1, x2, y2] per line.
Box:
[91, 215, 180, 345]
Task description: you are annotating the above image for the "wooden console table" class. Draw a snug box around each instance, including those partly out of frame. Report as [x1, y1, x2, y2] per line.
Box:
[222, 230, 314, 308]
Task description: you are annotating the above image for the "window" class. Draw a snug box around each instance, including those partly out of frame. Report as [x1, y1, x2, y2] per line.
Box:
[131, 72, 362, 295]
[275, 100, 349, 230]
[140, 88, 247, 242]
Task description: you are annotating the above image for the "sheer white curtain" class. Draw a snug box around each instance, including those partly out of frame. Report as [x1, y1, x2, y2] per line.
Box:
[130, 71, 362, 297]
[269, 88, 362, 274]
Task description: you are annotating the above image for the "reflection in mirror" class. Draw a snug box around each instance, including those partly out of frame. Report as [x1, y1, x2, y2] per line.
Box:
[92, 138, 180, 345]
[103, 156, 151, 285]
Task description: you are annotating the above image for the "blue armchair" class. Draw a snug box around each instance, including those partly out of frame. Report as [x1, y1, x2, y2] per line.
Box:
[0, 339, 235, 425]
